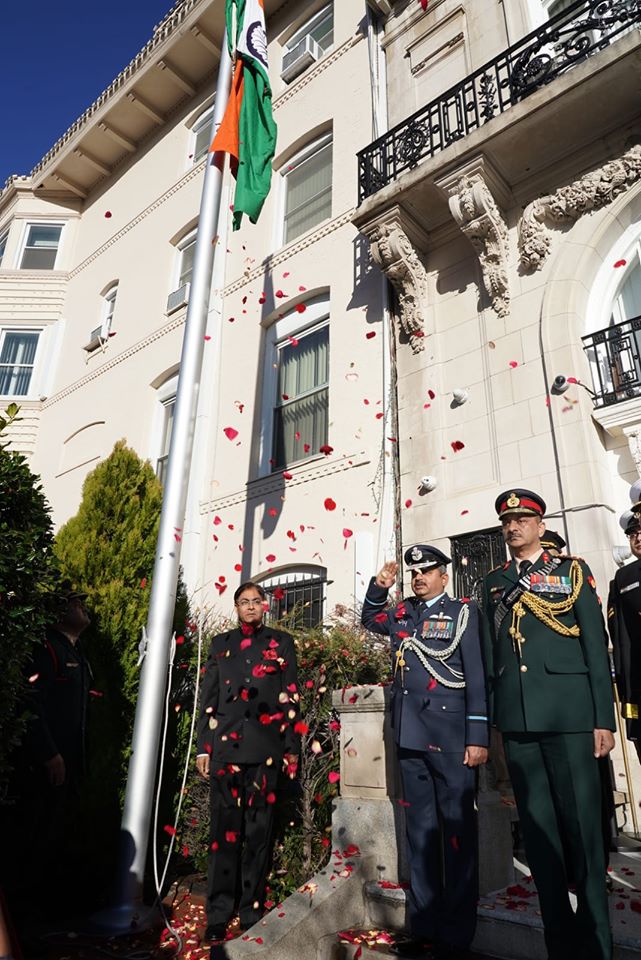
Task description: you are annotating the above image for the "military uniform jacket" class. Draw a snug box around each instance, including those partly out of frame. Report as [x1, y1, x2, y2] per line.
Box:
[608, 558, 641, 737]
[361, 580, 489, 753]
[482, 555, 615, 734]
[196, 623, 301, 764]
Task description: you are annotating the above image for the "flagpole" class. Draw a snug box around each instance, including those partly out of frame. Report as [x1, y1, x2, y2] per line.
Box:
[91, 32, 234, 934]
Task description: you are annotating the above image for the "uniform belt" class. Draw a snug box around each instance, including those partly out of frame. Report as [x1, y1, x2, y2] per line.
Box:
[623, 702, 639, 720]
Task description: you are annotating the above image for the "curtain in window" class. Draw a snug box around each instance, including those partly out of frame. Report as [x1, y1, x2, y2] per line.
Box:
[0, 332, 39, 396]
[284, 143, 332, 243]
[273, 326, 329, 467]
[21, 225, 62, 269]
[193, 113, 213, 163]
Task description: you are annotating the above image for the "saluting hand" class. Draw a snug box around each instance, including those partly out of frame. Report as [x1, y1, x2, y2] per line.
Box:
[593, 728, 615, 758]
[463, 746, 488, 768]
[376, 561, 398, 589]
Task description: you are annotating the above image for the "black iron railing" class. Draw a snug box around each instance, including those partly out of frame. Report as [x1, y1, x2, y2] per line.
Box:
[582, 314, 641, 406]
[357, 0, 641, 202]
[265, 573, 332, 628]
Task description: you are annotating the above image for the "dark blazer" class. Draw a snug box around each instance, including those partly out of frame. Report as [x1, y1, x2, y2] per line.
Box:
[482, 554, 615, 734]
[361, 580, 489, 753]
[196, 623, 301, 764]
[608, 558, 641, 738]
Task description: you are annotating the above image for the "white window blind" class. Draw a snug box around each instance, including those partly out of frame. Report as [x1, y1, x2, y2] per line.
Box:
[0, 331, 40, 396]
[20, 224, 62, 270]
[284, 139, 333, 244]
[272, 324, 329, 468]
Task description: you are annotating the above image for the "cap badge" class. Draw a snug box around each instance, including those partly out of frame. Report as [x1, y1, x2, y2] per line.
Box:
[410, 546, 423, 562]
[507, 493, 520, 508]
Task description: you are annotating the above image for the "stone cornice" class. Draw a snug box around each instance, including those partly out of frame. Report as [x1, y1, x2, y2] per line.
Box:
[200, 452, 372, 512]
[222, 209, 355, 296]
[42, 312, 186, 409]
[272, 33, 364, 111]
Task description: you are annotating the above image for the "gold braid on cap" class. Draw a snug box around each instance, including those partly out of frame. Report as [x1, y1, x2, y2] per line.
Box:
[509, 560, 583, 655]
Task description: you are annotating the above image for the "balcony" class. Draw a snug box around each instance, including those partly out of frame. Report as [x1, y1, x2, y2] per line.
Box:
[357, 0, 641, 205]
[582, 315, 641, 408]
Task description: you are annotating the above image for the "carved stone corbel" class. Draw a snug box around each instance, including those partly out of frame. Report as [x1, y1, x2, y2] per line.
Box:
[519, 145, 641, 272]
[623, 425, 641, 478]
[364, 206, 430, 353]
[436, 158, 511, 318]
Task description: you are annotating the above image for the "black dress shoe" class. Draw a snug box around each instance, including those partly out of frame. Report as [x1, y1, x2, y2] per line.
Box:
[204, 923, 227, 942]
[391, 938, 434, 958]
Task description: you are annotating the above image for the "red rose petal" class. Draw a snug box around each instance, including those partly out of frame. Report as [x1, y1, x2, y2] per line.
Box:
[509, 360, 519, 368]
[342, 528, 353, 538]
[451, 440, 465, 452]
[365, 331, 376, 339]
[319, 444, 333, 455]
[104, 211, 112, 218]
[324, 498, 337, 511]
[295, 303, 307, 313]
[265, 554, 276, 563]
[328, 771, 340, 784]
[283, 471, 293, 480]
[614, 259, 627, 268]
[405, 499, 412, 508]
[223, 426, 238, 441]
[428, 389, 435, 400]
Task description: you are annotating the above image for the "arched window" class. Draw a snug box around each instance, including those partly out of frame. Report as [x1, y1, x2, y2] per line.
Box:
[258, 565, 328, 627]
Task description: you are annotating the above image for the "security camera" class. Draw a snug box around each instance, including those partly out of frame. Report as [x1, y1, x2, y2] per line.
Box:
[551, 375, 570, 395]
[420, 476, 437, 492]
[451, 388, 469, 406]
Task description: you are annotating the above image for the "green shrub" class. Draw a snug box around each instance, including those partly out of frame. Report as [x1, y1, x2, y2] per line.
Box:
[0, 404, 58, 795]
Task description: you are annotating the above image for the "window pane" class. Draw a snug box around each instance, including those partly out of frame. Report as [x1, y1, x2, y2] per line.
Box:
[614, 262, 641, 323]
[0, 332, 39, 396]
[0, 230, 8, 266]
[273, 325, 329, 468]
[156, 399, 176, 486]
[310, 13, 333, 52]
[179, 240, 196, 287]
[20, 246, 59, 270]
[193, 114, 212, 163]
[284, 142, 332, 243]
[26, 225, 62, 248]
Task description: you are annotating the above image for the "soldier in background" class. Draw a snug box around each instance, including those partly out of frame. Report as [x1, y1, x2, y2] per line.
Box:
[362, 545, 488, 960]
[482, 490, 615, 960]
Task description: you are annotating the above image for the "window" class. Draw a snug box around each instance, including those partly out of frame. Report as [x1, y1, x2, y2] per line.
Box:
[450, 528, 506, 605]
[284, 5, 334, 62]
[0, 330, 40, 397]
[272, 322, 329, 469]
[156, 396, 176, 485]
[19, 223, 63, 270]
[0, 227, 8, 267]
[192, 106, 214, 164]
[282, 135, 332, 244]
[103, 285, 118, 334]
[260, 566, 328, 628]
[177, 232, 196, 288]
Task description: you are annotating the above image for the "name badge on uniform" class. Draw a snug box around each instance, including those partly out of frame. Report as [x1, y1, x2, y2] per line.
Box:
[529, 574, 572, 595]
[422, 618, 454, 641]
[621, 582, 640, 594]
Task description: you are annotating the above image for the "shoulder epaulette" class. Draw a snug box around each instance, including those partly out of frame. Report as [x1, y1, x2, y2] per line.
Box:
[487, 562, 505, 575]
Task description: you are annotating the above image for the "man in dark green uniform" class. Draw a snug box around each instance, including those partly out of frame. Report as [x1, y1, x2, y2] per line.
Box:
[482, 489, 615, 960]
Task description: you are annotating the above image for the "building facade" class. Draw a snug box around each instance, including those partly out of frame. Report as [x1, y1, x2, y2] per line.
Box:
[0, 0, 397, 619]
[354, 0, 641, 824]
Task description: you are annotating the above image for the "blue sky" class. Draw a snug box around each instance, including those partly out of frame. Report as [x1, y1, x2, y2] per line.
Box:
[1, 1, 176, 185]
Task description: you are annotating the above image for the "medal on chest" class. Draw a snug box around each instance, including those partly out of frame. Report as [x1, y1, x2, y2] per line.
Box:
[422, 617, 454, 641]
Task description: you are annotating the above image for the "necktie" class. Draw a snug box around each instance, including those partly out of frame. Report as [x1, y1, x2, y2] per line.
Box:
[519, 559, 532, 577]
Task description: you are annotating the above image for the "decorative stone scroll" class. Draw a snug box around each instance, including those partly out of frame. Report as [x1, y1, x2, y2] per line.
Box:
[519, 145, 641, 272]
[624, 425, 641, 478]
[448, 174, 510, 317]
[366, 207, 430, 353]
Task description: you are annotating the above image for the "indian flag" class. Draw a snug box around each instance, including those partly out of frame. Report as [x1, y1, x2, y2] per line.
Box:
[211, 0, 278, 230]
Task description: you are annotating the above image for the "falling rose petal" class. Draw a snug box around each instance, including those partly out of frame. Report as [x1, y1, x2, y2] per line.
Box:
[298, 285, 307, 292]
[104, 211, 112, 218]
[545, 395, 551, 407]
[294, 431, 301, 441]
[283, 271, 290, 277]
[223, 426, 239, 441]
[346, 747, 357, 757]
[375, 412, 384, 420]
[451, 440, 465, 452]
[140, 577, 147, 588]
[234, 563, 242, 572]
[273, 586, 285, 600]
[275, 289, 287, 298]
[234, 400, 245, 413]
[204, 334, 211, 341]
[268, 507, 278, 517]
[163, 825, 177, 837]
[282, 393, 289, 401]
[509, 360, 519, 368]
[342, 528, 353, 538]
[288, 336, 299, 346]
[294, 721, 309, 734]
[365, 331, 376, 340]
[319, 444, 333, 455]
[283, 471, 293, 480]
[304, 443, 311, 453]
[488, 340, 496, 349]
[405, 499, 412, 508]
[328, 771, 340, 784]
[311, 740, 322, 754]
[567, 376, 578, 384]
[428, 677, 438, 691]
[420, 0, 428, 10]
[295, 303, 307, 313]
[265, 554, 276, 563]
[614, 259, 627, 268]
[225, 831, 238, 843]
[324, 497, 337, 511]
[461, 509, 469, 515]
[428, 389, 436, 400]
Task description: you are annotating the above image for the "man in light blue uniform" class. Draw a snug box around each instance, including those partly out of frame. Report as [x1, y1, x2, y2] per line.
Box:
[362, 545, 489, 960]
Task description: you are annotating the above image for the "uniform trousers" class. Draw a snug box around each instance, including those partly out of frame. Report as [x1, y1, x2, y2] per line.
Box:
[398, 748, 478, 948]
[207, 760, 278, 928]
[503, 732, 612, 960]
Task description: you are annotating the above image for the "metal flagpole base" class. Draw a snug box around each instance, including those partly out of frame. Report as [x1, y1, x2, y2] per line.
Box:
[84, 901, 163, 936]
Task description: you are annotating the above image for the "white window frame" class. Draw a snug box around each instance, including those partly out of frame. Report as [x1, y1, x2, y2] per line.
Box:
[0, 327, 44, 399]
[283, 4, 334, 62]
[0, 226, 9, 268]
[17, 221, 65, 271]
[150, 374, 178, 484]
[278, 132, 333, 248]
[102, 284, 118, 337]
[258, 295, 330, 476]
[191, 104, 215, 165]
[175, 230, 197, 290]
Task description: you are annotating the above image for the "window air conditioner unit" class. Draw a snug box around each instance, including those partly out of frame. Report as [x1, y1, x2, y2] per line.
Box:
[167, 282, 190, 315]
[281, 36, 321, 84]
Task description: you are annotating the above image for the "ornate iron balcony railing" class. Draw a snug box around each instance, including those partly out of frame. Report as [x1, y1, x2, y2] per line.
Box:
[582, 314, 641, 407]
[357, 0, 641, 202]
